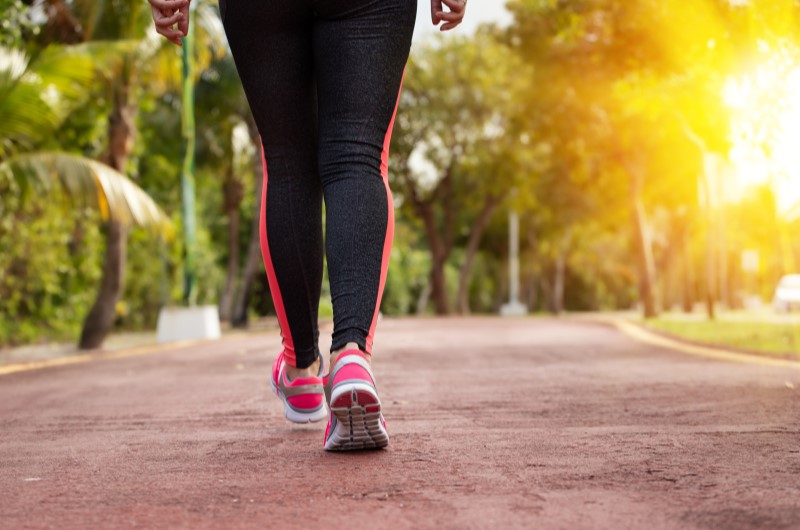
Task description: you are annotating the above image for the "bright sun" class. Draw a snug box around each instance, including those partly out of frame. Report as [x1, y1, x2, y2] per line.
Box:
[723, 46, 800, 217]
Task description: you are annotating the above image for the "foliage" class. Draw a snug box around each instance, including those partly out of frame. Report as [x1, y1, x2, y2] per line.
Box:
[3, 0, 800, 346]
[644, 317, 800, 357]
[0, 187, 103, 344]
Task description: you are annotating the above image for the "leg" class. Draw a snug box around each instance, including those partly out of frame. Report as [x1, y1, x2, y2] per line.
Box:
[221, 1, 323, 369]
[313, 0, 417, 356]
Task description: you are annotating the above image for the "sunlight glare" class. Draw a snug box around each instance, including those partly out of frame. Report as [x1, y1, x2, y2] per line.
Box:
[724, 47, 800, 216]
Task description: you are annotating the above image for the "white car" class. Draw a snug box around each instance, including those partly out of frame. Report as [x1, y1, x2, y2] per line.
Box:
[773, 274, 800, 312]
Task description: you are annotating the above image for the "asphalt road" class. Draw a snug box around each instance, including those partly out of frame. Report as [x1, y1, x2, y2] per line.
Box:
[1, 318, 798, 529]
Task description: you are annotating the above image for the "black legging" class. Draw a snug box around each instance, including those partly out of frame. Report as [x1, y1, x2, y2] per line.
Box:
[220, 0, 417, 368]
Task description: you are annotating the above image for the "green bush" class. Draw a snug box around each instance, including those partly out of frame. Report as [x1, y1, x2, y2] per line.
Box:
[0, 189, 103, 345]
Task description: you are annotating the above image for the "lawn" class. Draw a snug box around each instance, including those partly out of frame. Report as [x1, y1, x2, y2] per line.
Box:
[643, 318, 800, 357]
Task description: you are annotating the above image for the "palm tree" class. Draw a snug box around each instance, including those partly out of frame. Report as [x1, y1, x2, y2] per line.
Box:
[0, 43, 172, 343]
[38, 0, 226, 347]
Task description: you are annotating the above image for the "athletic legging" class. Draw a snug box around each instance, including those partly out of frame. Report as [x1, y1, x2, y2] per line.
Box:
[220, 0, 417, 368]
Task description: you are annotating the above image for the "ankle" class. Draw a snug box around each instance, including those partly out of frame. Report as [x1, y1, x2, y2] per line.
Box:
[330, 342, 370, 367]
[286, 357, 321, 381]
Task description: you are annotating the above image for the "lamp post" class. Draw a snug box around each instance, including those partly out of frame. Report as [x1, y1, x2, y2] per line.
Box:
[501, 208, 528, 316]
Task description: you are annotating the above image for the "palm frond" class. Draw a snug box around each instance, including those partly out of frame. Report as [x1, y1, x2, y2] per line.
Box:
[0, 43, 134, 159]
[31, 44, 96, 99]
[0, 83, 61, 158]
[0, 46, 29, 83]
[1, 152, 173, 237]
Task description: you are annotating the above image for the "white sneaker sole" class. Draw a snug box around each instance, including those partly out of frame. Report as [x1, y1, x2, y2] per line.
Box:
[270, 378, 327, 424]
[324, 382, 389, 451]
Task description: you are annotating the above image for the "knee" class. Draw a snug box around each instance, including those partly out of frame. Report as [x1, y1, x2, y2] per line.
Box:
[319, 138, 383, 183]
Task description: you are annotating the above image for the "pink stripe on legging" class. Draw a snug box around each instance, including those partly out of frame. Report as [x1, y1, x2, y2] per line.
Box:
[259, 140, 297, 366]
[366, 73, 404, 354]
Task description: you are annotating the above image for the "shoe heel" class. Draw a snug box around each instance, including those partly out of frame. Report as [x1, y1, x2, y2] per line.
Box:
[326, 383, 388, 450]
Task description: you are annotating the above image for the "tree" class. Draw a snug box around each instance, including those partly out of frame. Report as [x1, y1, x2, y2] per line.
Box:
[39, 0, 226, 347]
[391, 32, 532, 314]
[0, 45, 172, 343]
[504, 0, 741, 318]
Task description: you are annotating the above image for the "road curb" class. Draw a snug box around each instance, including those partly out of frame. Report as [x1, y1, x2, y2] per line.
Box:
[0, 339, 212, 377]
[604, 318, 800, 370]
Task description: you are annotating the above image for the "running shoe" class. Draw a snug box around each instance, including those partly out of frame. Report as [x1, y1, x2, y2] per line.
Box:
[323, 349, 389, 451]
[270, 350, 327, 424]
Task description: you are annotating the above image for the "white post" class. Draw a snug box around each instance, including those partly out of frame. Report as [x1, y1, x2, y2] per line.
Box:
[501, 209, 528, 316]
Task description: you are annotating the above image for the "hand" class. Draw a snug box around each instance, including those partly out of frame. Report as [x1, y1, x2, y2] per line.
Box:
[431, 0, 467, 32]
[148, 0, 190, 46]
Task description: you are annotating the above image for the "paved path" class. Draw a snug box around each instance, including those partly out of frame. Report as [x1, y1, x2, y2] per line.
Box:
[1, 318, 798, 529]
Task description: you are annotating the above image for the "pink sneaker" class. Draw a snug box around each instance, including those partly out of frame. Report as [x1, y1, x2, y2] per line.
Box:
[270, 351, 327, 424]
[323, 350, 389, 451]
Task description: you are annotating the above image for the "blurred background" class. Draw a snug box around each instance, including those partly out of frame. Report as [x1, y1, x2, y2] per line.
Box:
[1, 0, 799, 357]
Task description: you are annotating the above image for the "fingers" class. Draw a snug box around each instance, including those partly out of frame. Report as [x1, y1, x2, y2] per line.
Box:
[149, 0, 190, 46]
[430, 0, 443, 24]
[433, 0, 466, 32]
[436, 10, 462, 22]
[149, 0, 188, 10]
[157, 28, 184, 46]
[153, 8, 183, 28]
[440, 0, 465, 12]
[177, 2, 190, 35]
[151, 8, 185, 45]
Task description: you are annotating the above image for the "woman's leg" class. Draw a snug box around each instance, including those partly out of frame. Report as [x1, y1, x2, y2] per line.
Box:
[313, 0, 417, 357]
[221, 1, 323, 369]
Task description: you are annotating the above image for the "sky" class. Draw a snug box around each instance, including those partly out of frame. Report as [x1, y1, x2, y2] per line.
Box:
[413, 1, 511, 43]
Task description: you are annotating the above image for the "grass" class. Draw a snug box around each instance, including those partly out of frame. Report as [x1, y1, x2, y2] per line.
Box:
[643, 318, 800, 357]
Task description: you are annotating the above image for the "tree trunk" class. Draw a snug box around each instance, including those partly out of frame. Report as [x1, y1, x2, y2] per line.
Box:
[430, 258, 449, 315]
[79, 82, 134, 349]
[704, 211, 716, 320]
[682, 232, 694, 312]
[219, 170, 244, 322]
[399, 162, 455, 316]
[43, 0, 84, 43]
[540, 275, 555, 314]
[417, 204, 451, 315]
[219, 206, 240, 322]
[232, 224, 261, 327]
[553, 249, 567, 315]
[232, 141, 264, 328]
[718, 206, 729, 309]
[657, 227, 679, 312]
[632, 195, 658, 318]
[526, 274, 538, 311]
[703, 181, 716, 320]
[627, 165, 658, 319]
[456, 196, 501, 314]
[79, 220, 127, 348]
[525, 220, 540, 313]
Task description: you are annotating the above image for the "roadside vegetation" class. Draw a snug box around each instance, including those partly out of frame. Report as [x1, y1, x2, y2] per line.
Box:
[2, 0, 800, 348]
[644, 316, 800, 357]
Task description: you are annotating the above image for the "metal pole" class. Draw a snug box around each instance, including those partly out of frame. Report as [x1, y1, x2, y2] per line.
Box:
[180, 1, 197, 306]
[509, 209, 520, 305]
